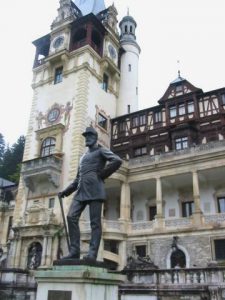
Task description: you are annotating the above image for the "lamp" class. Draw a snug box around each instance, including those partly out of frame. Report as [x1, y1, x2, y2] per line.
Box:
[171, 236, 178, 252]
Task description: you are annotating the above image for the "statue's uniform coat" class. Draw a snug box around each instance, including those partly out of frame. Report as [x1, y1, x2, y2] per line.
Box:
[62, 145, 122, 259]
[63, 146, 122, 201]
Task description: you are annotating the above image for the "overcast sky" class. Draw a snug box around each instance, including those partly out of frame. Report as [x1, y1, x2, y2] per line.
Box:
[0, 0, 224, 145]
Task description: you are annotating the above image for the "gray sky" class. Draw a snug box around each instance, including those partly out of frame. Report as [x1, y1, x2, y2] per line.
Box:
[0, 0, 225, 145]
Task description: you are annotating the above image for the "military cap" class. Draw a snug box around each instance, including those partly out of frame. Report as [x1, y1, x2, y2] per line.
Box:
[82, 126, 98, 137]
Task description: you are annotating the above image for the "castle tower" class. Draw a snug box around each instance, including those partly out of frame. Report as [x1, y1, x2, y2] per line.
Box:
[117, 12, 141, 115]
[10, 0, 122, 269]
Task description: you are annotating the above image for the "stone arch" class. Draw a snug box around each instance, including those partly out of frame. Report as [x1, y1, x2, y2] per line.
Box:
[166, 244, 190, 269]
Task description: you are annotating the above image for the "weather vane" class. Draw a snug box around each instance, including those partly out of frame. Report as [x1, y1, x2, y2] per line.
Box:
[177, 60, 181, 78]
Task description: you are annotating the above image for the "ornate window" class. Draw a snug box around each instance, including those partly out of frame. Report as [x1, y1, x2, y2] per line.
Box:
[214, 239, 225, 260]
[139, 114, 146, 126]
[155, 111, 162, 123]
[41, 137, 56, 157]
[188, 101, 194, 113]
[217, 197, 225, 213]
[171, 249, 186, 268]
[54, 66, 63, 84]
[49, 198, 55, 209]
[134, 146, 147, 157]
[169, 106, 177, 118]
[119, 121, 127, 133]
[182, 201, 194, 217]
[98, 113, 108, 130]
[136, 245, 146, 258]
[175, 137, 188, 150]
[102, 73, 109, 92]
[132, 116, 139, 127]
[178, 104, 185, 115]
[149, 206, 156, 221]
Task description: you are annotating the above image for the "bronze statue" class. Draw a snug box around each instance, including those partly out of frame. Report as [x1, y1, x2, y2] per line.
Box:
[58, 127, 122, 262]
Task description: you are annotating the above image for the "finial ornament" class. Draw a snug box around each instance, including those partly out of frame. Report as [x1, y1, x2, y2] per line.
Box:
[177, 60, 181, 78]
[127, 7, 130, 16]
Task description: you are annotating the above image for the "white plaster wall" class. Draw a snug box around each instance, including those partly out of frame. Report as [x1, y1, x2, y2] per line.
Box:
[164, 190, 180, 218]
[132, 196, 148, 222]
[200, 184, 216, 214]
[87, 76, 117, 120]
[118, 43, 140, 116]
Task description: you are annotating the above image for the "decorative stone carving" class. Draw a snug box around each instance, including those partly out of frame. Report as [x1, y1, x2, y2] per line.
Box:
[27, 242, 42, 270]
[123, 255, 158, 271]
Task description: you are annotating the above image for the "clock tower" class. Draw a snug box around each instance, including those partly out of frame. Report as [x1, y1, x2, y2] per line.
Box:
[9, 0, 140, 271]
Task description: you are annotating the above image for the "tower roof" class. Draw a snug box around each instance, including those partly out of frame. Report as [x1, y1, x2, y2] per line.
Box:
[158, 74, 202, 103]
[73, 0, 106, 16]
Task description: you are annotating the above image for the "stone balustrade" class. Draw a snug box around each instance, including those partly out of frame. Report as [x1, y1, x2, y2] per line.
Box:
[126, 266, 225, 286]
[204, 213, 225, 225]
[129, 140, 225, 166]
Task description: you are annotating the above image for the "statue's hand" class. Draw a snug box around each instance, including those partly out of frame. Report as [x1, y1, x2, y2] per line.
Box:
[58, 191, 66, 199]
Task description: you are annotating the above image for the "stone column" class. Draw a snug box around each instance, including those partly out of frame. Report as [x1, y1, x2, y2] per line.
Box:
[192, 171, 202, 225]
[154, 177, 164, 229]
[156, 177, 163, 218]
[46, 236, 52, 266]
[41, 236, 48, 266]
[118, 240, 127, 270]
[119, 182, 131, 221]
[14, 237, 22, 268]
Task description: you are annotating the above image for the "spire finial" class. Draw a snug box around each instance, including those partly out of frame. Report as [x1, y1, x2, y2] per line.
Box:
[127, 7, 129, 16]
[177, 60, 181, 78]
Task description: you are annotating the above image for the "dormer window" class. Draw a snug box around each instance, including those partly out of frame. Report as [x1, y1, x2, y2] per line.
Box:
[176, 84, 182, 92]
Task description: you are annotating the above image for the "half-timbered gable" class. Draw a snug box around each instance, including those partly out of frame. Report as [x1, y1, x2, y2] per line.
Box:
[111, 75, 225, 159]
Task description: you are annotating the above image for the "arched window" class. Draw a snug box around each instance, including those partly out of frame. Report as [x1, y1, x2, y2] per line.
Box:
[27, 242, 42, 270]
[125, 25, 128, 33]
[171, 249, 186, 268]
[130, 26, 133, 33]
[41, 137, 56, 157]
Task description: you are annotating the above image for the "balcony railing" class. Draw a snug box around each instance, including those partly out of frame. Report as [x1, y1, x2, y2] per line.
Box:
[165, 217, 192, 228]
[125, 267, 225, 286]
[21, 155, 63, 191]
[204, 213, 225, 225]
[129, 140, 225, 166]
[131, 221, 154, 231]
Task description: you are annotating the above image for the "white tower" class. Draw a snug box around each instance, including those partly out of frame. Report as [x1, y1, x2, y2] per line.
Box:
[117, 13, 141, 116]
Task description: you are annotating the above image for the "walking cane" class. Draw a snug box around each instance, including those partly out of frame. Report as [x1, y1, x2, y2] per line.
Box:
[58, 195, 70, 252]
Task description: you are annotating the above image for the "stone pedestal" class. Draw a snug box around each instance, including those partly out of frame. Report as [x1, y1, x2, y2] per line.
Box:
[35, 260, 125, 300]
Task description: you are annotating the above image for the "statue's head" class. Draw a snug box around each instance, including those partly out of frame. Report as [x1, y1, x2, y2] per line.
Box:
[82, 127, 98, 147]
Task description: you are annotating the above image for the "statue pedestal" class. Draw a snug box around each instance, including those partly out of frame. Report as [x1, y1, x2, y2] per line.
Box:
[35, 260, 125, 300]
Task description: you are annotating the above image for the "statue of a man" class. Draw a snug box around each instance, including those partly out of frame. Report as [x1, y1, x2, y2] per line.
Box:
[59, 127, 122, 262]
